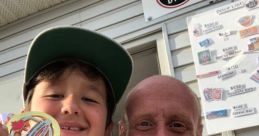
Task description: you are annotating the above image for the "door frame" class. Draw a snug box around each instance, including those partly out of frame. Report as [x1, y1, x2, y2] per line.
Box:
[122, 25, 174, 76]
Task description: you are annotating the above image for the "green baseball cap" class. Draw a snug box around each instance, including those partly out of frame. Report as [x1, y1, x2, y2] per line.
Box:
[23, 26, 133, 103]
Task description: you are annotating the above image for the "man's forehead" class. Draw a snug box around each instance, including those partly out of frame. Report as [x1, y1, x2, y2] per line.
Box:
[131, 83, 194, 101]
[128, 90, 197, 114]
[127, 77, 199, 114]
[133, 76, 191, 92]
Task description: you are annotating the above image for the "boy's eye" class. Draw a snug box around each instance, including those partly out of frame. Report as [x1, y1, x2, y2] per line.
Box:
[168, 121, 187, 133]
[44, 94, 64, 99]
[81, 97, 98, 103]
[136, 120, 154, 131]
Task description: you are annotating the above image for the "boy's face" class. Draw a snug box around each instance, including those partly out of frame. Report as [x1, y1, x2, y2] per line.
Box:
[29, 69, 112, 136]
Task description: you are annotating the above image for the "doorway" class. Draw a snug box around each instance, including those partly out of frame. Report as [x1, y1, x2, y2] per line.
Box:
[112, 43, 160, 136]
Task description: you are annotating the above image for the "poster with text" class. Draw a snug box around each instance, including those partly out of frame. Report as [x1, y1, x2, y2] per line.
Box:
[187, 0, 259, 134]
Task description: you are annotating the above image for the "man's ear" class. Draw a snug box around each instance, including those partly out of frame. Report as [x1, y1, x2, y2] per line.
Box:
[197, 122, 203, 136]
[105, 121, 114, 136]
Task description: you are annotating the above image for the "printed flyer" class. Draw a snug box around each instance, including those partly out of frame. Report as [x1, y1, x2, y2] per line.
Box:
[187, 0, 259, 134]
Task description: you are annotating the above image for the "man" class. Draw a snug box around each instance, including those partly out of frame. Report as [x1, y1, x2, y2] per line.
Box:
[124, 75, 203, 136]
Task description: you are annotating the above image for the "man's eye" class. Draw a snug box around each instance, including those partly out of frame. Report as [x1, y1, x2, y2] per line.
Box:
[168, 121, 186, 133]
[81, 97, 98, 103]
[136, 120, 153, 131]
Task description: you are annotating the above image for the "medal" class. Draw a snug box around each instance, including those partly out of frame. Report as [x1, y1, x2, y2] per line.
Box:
[6, 111, 60, 136]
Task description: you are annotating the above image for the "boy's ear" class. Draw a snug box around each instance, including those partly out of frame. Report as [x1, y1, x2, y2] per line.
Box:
[105, 121, 114, 136]
[21, 105, 30, 113]
[21, 107, 26, 113]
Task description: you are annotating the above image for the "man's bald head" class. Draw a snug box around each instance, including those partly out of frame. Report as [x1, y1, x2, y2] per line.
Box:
[125, 75, 202, 136]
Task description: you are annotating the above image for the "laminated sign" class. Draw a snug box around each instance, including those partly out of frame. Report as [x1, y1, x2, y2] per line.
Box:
[141, 0, 202, 21]
[187, 0, 259, 134]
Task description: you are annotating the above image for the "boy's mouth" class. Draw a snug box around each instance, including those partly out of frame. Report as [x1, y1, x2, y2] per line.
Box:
[61, 126, 85, 131]
[59, 121, 88, 133]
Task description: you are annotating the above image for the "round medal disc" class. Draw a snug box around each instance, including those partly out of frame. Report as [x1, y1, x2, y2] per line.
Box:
[6, 111, 60, 136]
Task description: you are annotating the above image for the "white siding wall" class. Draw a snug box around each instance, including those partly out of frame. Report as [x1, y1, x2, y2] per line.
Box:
[0, 0, 258, 135]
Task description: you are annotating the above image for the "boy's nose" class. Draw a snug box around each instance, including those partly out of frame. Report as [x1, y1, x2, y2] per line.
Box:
[61, 96, 80, 115]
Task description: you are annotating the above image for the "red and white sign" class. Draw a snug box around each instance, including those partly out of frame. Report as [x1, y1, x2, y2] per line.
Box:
[141, 0, 202, 21]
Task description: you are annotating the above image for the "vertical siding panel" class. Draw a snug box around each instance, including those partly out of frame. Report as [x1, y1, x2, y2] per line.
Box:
[0, 71, 23, 112]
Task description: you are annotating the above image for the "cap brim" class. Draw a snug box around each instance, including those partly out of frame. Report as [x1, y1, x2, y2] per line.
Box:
[24, 27, 133, 103]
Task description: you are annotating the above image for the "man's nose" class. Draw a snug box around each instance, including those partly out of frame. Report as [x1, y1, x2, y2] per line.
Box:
[61, 96, 80, 115]
[156, 125, 170, 136]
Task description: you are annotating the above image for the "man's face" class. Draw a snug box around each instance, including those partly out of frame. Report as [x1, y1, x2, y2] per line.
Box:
[30, 69, 112, 136]
[127, 81, 200, 136]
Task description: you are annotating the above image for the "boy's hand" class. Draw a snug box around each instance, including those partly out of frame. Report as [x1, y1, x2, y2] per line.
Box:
[0, 122, 8, 136]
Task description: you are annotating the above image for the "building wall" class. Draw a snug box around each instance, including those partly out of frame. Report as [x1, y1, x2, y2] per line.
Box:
[0, 0, 258, 135]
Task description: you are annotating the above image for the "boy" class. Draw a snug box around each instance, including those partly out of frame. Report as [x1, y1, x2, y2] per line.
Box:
[0, 27, 133, 136]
